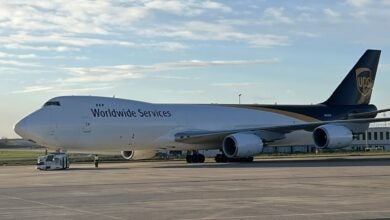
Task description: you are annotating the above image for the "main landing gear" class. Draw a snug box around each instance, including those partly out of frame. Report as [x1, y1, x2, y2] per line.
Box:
[185, 151, 254, 163]
[214, 154, 254, 163]
[186, 150, 205, 163]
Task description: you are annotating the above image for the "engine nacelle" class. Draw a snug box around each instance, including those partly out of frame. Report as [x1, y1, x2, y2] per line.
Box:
[222, 133, 263, 158]
[120, 150, 158, 160]
[313, 124, 353, 149]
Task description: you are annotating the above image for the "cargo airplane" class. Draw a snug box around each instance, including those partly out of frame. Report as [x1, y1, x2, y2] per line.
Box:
[14, 50, 390, 163]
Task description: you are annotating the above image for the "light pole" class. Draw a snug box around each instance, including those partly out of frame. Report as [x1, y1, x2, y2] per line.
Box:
[238, 94, 242, 104]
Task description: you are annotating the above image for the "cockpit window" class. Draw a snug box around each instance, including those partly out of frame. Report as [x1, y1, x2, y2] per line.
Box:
[43, 101, 61, 107]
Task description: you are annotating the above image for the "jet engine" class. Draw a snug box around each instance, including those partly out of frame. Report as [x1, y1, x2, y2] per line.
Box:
[313, 124, 353, 149]
[222, 133, 263, 158]
[120, 150, 158, 160]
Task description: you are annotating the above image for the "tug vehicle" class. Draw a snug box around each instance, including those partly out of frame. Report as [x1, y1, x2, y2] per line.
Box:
[37, 153, 69, 170]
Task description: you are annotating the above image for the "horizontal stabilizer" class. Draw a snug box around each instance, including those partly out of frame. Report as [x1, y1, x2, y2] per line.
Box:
[348, 108, 390, 119]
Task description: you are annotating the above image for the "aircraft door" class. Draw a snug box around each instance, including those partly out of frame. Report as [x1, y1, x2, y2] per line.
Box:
[48, 123, 57, 137]
[128, 130, 136, 147]
[47, 111, 58, 141]
[82, 116, 92, 133]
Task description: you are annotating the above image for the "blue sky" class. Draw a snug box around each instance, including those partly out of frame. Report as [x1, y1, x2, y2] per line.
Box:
[1, 0, 390, 138]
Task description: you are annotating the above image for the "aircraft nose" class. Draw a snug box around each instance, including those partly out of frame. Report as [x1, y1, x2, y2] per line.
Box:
[14, 110, 54, 146]
[14, 117, 28, 138]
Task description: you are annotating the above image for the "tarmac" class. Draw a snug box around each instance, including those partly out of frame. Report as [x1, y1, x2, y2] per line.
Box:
[0, 156, 390, 220]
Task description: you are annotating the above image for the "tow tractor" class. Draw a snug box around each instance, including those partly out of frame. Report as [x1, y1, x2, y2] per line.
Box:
[37, 153, 69, 170]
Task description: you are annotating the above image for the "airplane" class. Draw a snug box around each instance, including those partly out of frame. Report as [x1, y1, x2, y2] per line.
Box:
[14, 49, 390, 163]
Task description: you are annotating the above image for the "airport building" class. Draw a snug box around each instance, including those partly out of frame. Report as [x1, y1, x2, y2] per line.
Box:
[262, 126, 390, 154]
[193, 126, 390, 157]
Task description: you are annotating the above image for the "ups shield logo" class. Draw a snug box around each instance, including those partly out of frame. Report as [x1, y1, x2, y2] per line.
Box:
[356, 68, 373, 96]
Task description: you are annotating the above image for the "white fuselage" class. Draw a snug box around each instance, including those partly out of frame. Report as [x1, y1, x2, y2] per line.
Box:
[15, 96, 313, 153]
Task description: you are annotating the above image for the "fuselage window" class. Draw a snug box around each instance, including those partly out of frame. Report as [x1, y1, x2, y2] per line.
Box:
[44, 101, 61, 107]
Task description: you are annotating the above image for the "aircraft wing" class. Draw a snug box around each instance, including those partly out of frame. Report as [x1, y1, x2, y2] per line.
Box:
[175, 117, 390, 144]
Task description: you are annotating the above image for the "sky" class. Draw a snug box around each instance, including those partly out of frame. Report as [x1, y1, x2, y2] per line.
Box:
[1, 0, 390, 138]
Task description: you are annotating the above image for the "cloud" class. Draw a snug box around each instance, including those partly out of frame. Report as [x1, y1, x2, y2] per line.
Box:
[0, 66, 20, 75]
[161, 89, 205, 94]
[157, 58, 279, 68]
[144, 0, 231, 16]
[13, 84, 113, 94]
[323, 8, 341, 19]
[151, 75, 200, 80]
[0, 51, 74, 60]
[211, 82, 260, 88]
[3, 43, 80, 52]
[155, 42, 189, 51]
[292, 31, 319, 38]
[263, 7, 293, 24]
[63, 58, 278, 83]
[0, 51, 36, 59]
[74, 56, 89, 60]
[46, 85, 114, 94]
[0, 1, 147, 35]
[0, 1, 290, 55]
[137, 42, 188, 51]
[0, 59, 40, 67]
[2, 37, 188, 52]
[0, 33, 135, 47]
[177, 90, 205, 94]
[16, 58, 278, 93]
[12, 85, 53, 93]
[138, 21, 289, 47]
[345, 0, 371, 8]
[0, 1, 232, 35]
[201, 1, 232, 12]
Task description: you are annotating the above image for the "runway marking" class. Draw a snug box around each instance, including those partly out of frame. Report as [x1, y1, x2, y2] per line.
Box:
[181, 210, 390, 220]
[0, 194, 124, 220]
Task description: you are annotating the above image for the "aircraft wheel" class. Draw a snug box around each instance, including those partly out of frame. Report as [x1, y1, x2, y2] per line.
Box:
[215, 154, 228, 163]
[186, 155, 193, 163]
[215, 154, 222, 163]
[215, 154, 253, 163]
[245, 157, 254, 162]
[192, 154, 205, 163]
[186, 154, 205, 163]
[197, 154, 205, 163]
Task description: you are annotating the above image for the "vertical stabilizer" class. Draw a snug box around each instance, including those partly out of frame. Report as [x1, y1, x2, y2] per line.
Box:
[323, 49, 381, 106]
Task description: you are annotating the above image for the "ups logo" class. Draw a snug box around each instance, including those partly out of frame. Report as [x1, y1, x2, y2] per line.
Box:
[356, 68, 373, 96]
